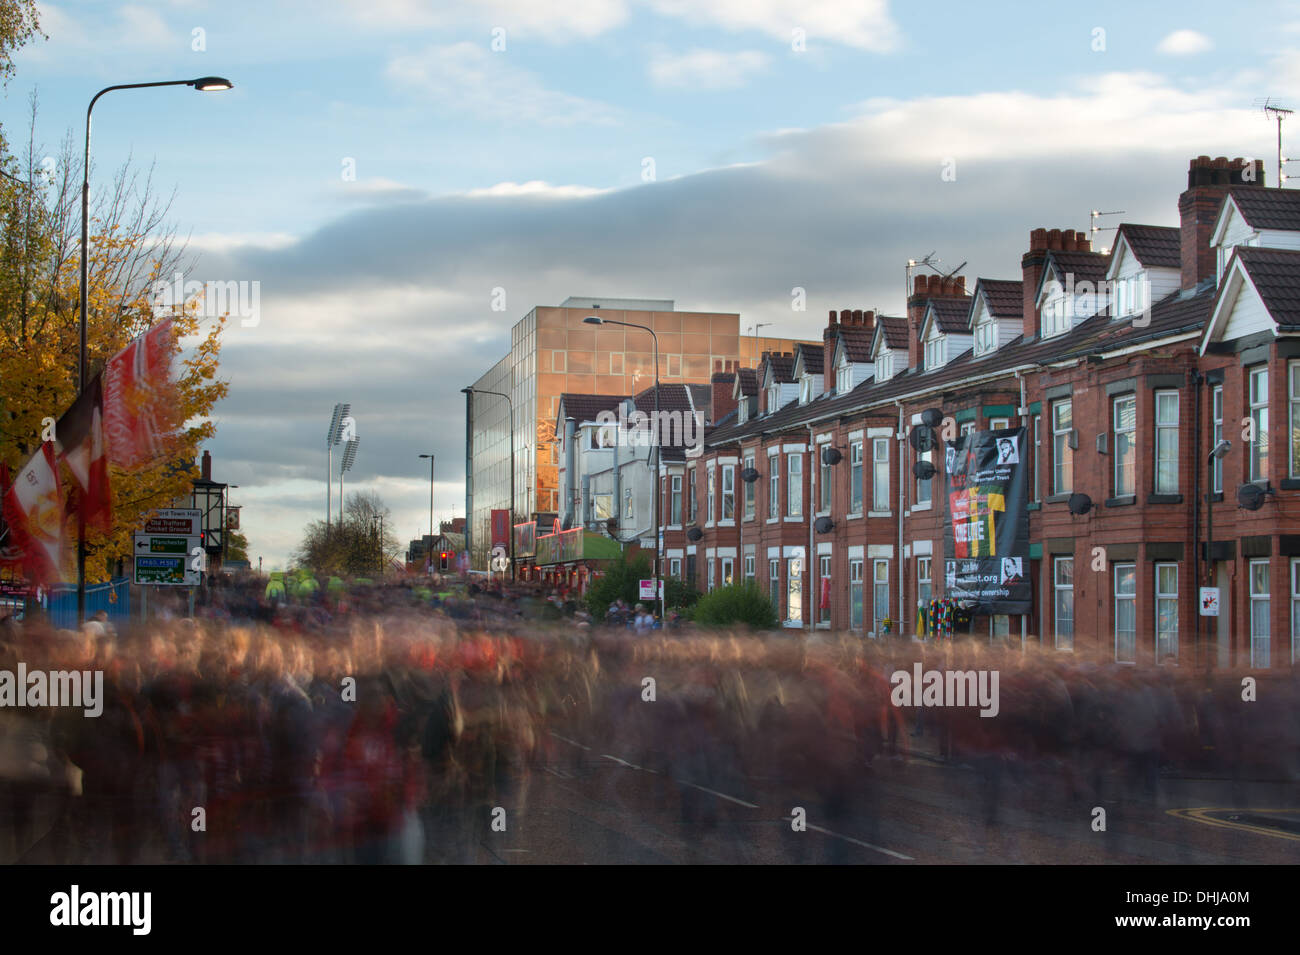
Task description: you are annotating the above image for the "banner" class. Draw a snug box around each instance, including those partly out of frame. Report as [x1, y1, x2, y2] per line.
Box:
[490, 508, 510, 548]
[56, 374, 113, 533]
[2, 443, 65, 586]
[943, 427, 1031, 613]
[103, 318, 176, 469]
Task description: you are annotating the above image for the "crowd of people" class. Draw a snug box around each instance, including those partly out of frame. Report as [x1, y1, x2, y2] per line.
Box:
[0, 575, 1296, 863]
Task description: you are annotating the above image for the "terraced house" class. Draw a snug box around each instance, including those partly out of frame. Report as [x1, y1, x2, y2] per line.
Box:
[674, 154, 1300, 668]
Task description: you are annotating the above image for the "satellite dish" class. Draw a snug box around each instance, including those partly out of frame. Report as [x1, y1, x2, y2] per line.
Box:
[686, 526, 704, 542]
[908, 426, 936, 452]
[821, 446, 842, 466]
[912, 460, 936, 480]
[921, 408, 944, 428]
[1237, 483, 1269, 511]
[740, 467, 761, 483]
[1067, 493, 1093, 515]
[814, 516, 835, 534]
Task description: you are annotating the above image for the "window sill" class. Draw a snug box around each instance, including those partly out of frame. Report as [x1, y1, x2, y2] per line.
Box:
[1281, 478, 1300, 491]
[782, 620, 804, 629]
[1105, 495, 1136, 507]
[766, 518, 779, 525]
[846, 512, 863, 520]
[1027, 502, 1041, 512]
[1146, 493, 1183, 504]
[1046, 493, 1072, 504]
[868, 510, 893, 518]
[718, 520, 735, 528]
[912, 502, 933, 512]
[784, 516, 804, 522]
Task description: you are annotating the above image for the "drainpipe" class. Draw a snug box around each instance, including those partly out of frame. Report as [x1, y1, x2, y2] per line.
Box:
[896, 400, 905, 638]
[807, 423, 816, 632]
[1193, 370, 1202, 670]
[1016, 370, 1028, 651]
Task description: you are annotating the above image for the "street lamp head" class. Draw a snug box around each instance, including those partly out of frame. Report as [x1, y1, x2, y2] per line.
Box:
[190, 76, 233, 92]
[461, 387, 473, 395]
[1211, 439, 1232, 460]
[419, 453, 433, 459]
[583, 316, 603, 325]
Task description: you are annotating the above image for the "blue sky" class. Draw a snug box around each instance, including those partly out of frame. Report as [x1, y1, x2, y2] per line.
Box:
[4, 0, 1298, 566]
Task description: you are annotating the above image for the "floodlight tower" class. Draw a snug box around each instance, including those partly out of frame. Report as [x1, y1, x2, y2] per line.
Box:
[327, 402, 351, 529]
[339, 437, 359, 522]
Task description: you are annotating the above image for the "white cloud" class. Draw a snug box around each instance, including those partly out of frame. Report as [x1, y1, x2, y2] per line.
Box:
[463, 180, 611, 198]
[340, 0, 629, 40]
[1157, 29, 1213, 55]
[188, 232, 299, 253]
[386, 42, 619, 126]
[649, 0, 900, 52]
[24, 2, 180, 58]
[649, 48, 769, 89]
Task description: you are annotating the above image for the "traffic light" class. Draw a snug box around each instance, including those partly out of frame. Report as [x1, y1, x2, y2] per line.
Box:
[438, 551, 451, 572]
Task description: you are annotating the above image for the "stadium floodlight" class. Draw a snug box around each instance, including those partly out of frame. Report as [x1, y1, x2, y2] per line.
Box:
[327, 402, 352, 447]
[340, 438, 359, 473]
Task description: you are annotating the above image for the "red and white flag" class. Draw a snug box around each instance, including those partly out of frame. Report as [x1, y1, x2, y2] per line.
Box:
[1, 443, 65, 586]
[103, 318, 176, 470]
[56, 374, 113, 533]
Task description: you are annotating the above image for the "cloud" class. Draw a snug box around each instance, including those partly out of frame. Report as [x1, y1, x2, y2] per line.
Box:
[649, 48, 770, 89]
[24, 2, 180, 58]
[1157, 29, 1213, 55]
[386, 42, 619, 126]
[649, 0, 900, 52]
[202, 66, 1275, 564]
[339, 0, 629, 40]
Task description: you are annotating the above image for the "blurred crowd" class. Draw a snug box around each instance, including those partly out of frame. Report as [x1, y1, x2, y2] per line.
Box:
[0, 576, 1297, 863]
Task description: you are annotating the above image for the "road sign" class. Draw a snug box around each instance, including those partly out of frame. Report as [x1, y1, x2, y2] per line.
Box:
[141, 508, 200, 537]
[134, 554, 200, 586]
[134, 534, 200, 556]
[1199, 587, 1220, 617]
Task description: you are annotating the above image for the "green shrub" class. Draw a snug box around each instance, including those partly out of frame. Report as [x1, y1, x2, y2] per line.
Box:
[584, 552, 651, 617]
[690, 582, 779, 629]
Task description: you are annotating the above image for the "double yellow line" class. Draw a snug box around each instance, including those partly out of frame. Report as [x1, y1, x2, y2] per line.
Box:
[1167, 807, 1300, 842]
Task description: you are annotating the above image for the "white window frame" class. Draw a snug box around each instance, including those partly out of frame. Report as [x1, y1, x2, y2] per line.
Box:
[1155, 390, 1179, 494]
[722, 557, 734, 587]
[707, 468, 715, 524]
[925, 335, 944, 370]
[786, 556, 803, 624]
[1212, 385, 1224, 494]
[721, 465, 735, 521]
[1250, 366, 1269, 483]
[707, 558, 715, 592]
[818, 555, 832, 624]
[1054, 556, 1074, 650]
[744, 554, 755, 583]
[837, 361, 852, 395]
[872, 559, 889, 636]
[1291, 362, 1300, 479]
[917, 556, 932, 608]
[872, 438, 890, 512]
[687, 467, 696, 523]
[1052, 398, 1073, 495]
[769, 558, 780, 611]
[1114, 562, 1137, 664]
[623, 486, 634, 522]
[818, 452, 832, 513]
[768, 452, 779, 520]
[914, 445, 932, 509]
[849, 440, 863, 514]
[876, 352, 894, 383]
[670, 475, 682, 526]
[1291, 559, 1300, 665]
[1113, 394, 1136, 497]
[849, 558, 864, 630]
[743, 454, 755, 519]
[670, 557, 682, 578]
[1032, 413, 1042, 502]
[975, 316, 997, 356]
[1155, 562, 1178, 663]
[1250, 558, 1271, 668]
[787, 453, 803, 517]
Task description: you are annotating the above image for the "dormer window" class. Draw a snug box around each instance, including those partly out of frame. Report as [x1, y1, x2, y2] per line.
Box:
[737, 400, 748, 424]
[876, 352, 894, 383]
[800, 375, 813, 404]
[974, 313, 997, 356]
[1041, 289, 1070, 339]
[924, 336, 944, 370]
[767, 383, 779, 414]
[837, 362, 852, 394]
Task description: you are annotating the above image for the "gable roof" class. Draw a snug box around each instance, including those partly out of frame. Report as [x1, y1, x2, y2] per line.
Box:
[832, 325, 875, 364]
[557, 393, 627, 425]
[1221, 186, 1300, 233]
[1203, 247, 1300, 345]
[973, 278, 1023, 321]
[760, 353, 796, 386]
[734, 366, 758, 397]
[873, 315, 909, 352]
[793, 342, 824, 376]
[1113, 223, 1181, 270]
[1039, 249, 1111, 299]
[925, 298, 972, 335]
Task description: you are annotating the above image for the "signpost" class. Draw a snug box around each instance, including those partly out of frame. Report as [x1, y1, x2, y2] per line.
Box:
[134, 509, 202, 588]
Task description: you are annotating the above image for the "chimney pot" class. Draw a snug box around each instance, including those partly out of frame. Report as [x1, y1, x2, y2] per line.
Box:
[913, 275, 927, 294]
[840, 308, 852, 323]
[954, 276, 966, 294]
[1047, 228, 1062, 250]
[851, 308, 863, 324]
[1030, 228, 1048, 251]
[927, 274, 942, 295]
[828, 309, 837, 322]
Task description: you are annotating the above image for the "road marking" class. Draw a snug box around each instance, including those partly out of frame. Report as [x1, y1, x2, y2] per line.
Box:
[676, 780, 759, 809]
[1167, 807, 1300, 842]
[798, 821, 914, 860]
[549, 732, 591, 751]
[542, 766, 573, 779]
[600, 754, 659, 774]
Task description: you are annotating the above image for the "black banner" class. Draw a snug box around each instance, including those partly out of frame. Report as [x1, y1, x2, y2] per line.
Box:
[942, 426, 1031, 613]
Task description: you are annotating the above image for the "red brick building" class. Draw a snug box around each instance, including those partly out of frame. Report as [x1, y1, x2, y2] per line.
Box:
[671, 154, 1300, 669]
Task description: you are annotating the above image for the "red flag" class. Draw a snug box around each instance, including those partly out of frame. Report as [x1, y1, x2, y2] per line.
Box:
[1, 443, 65, 586]
[103, 318, 176, 469]
[56, 375, 112, 533]
[0, 462, 20, 570]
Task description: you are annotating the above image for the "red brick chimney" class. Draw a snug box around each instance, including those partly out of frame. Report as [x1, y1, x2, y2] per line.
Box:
[1179, 155, 1265, 291]
[907, 274, 969, 368]
[711, 361, 737, 422]
[201, 449, 212, 480]
[1021, 228, 1050, 340]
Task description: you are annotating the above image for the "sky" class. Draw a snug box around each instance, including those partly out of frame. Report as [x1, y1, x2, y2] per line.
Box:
[4, 0, 1299, 568]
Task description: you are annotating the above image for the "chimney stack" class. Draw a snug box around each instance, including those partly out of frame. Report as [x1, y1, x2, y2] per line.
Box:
[1022, 228, 1052, 340]
[711, 365, 737, 423]
[1179, 155, 1264, 291]
[201, 449, 212, 481]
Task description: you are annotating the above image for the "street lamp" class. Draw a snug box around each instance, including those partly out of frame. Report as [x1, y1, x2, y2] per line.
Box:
[462, 386, 515, 580]
[419, 453, 435, 569]
[584, 314, 662, 624]
[77, 75, 233, 623]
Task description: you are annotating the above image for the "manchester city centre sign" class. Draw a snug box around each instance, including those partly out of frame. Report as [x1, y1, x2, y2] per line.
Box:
[943, 427, 1031, 613]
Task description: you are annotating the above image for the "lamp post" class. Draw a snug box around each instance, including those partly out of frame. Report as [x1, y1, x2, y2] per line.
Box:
[462, 387, 515, 580]
[77, 75, 233, 624]
[584, 315, 662, 625]
[1204, 438, 1231, 668]
[326, 403, 351, 530]
[419, 452, 435, 571]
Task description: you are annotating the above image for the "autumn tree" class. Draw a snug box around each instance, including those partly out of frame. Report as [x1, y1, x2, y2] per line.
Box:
[0, 10, 229, 583]
[293, 491, 399, 578]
